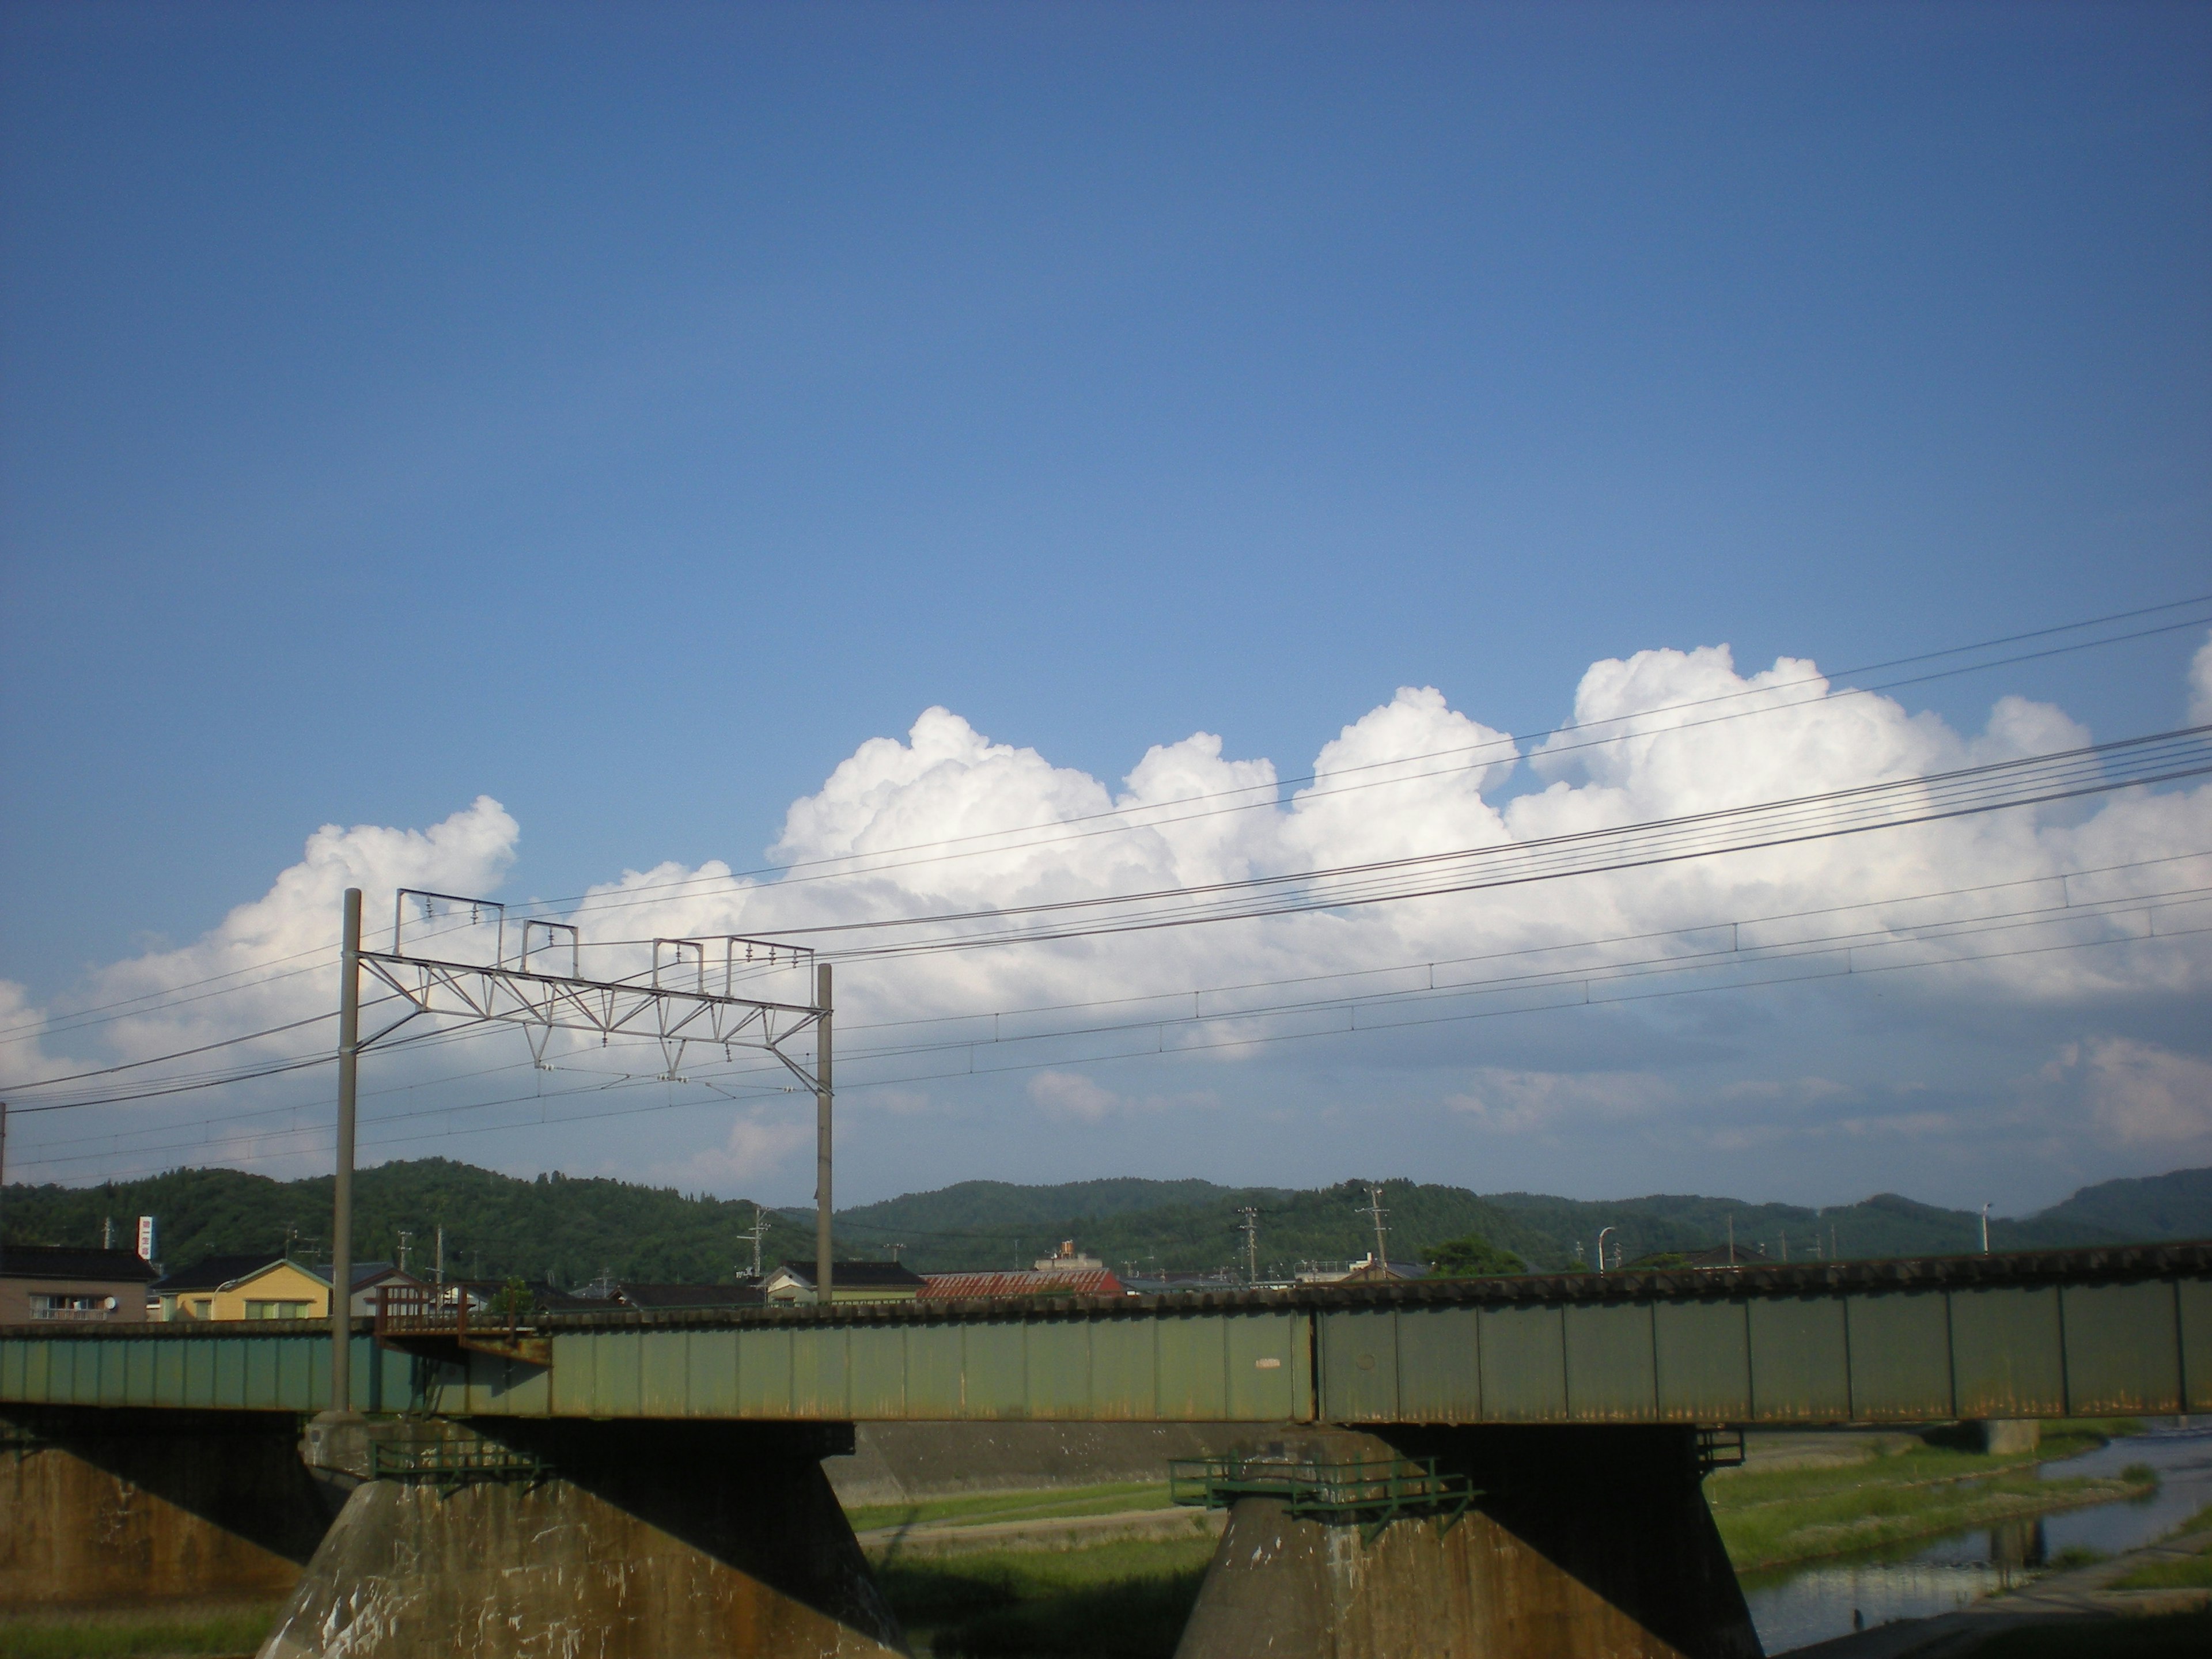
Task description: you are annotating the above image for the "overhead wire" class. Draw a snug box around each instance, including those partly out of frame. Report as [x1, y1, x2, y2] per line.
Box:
[15, 849, 2206, 1179]
[5, 595, 2205, 1051]
[21, 897, 2209, 1185]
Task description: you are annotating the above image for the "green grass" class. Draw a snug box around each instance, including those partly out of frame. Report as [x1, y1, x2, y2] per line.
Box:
[847, 1480, 1177, 1535]
[875, 1535, 1218, 1658]
[1959, 1609, 2212, 1657]
[2109, 1527, 2212, 1592]
[0, 1603, 280, 1659]
[1707, 1437, 2154, 1571]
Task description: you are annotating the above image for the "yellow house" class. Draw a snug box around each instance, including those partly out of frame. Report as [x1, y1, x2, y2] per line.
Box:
[151, 1255, 424, 1321]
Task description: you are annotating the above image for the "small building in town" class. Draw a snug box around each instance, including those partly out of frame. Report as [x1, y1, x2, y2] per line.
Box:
[1032, 1240, 1106, 1272]
[919, 1267, 1127, 1300]
[151, 1256, 426, 1321]
[0, 1245, 159, 1325]
[920, 1238, 1126, 1300]
[1333, 1255, 1430, 1285]
[760, 1260, 926, 1305]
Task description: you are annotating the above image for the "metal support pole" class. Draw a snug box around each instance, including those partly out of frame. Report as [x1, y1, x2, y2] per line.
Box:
[331, 888, 362, 1412]
[815, 962, 833, 1305]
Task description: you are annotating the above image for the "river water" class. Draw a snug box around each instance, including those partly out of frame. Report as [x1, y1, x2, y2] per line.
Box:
[1747, 1421, 2212, 1654]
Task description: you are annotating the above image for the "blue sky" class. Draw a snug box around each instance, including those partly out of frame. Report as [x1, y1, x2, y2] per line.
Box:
[2, 3, 2208, 1214]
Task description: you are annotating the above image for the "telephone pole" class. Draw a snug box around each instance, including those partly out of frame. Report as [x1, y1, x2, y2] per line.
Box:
[742, 1206, 768, 1282]
[814, 961, 834, 1305]
[1236, 1207, 1260, 1285]
[1357, 1185, 1389, 1268]
[331, 886, 362, 1416]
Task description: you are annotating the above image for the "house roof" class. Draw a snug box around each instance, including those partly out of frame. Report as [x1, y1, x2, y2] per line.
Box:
[149, 1253, 289, 1293]
[919, 1270, 1126, 1300]
[1626, 1244, 1774, 1271]
[0, 1245, 161, 1284]
[149, 1256, 421, 1294]
[769, 1260, 927, 1290]
[615, 1283, 767, 1310]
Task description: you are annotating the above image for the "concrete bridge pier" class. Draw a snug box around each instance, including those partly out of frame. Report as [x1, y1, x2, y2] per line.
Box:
[1173, 1426, 1762, 1659]
[0, 1406, 334, 1609]
[262, 1416, 907, 1659]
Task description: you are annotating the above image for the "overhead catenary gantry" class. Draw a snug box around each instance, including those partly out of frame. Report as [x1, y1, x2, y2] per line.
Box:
[323, 888, 836, 1412]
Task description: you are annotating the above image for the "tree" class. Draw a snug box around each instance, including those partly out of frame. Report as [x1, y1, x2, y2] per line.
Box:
[1419, 1232, 1526, 1277]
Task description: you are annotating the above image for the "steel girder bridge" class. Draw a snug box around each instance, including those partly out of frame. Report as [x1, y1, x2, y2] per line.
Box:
[5, 1243, 2205, 1423]
[4, 1243, 2206, 1659]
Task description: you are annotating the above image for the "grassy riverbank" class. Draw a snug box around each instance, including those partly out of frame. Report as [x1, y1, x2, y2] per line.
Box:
[0, 1602, 276, 1659]
[877, 1535, 1217, 1658]
[1708, 1422, 2149, 1571]
[848, 1478, 1179, 1537]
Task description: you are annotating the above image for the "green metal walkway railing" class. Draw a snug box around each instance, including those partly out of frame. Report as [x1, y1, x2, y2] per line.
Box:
[1170, 1453, 1476, 1542]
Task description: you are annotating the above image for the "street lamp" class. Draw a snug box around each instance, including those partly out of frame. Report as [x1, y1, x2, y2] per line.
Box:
[1595, 1226, 1617, 1274]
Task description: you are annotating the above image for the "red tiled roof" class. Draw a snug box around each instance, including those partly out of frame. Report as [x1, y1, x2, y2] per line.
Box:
[919, 1269, 1127, 1300]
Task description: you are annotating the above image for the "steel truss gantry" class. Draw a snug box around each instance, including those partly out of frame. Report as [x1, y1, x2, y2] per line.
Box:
[324, 888, 837, 1415]
[356, 889, 825, 1088]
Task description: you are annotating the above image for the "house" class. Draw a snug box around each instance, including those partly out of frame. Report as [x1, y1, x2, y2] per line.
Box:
[1120, 1270, 1239, 1295]
[1032, 1240, 1106, 1272]
[151, 1253, 292, 1321]
[920, 1267, 1127, 1300]
[0, 1245, 159, 1325]
[1335, 1255, 1429, 1284]
[1625, 1243, 1773, 1271]
[760, 1260, 926, 1305]
[612, 1283, 767, 1313]
[151, 1256, 426, 1321]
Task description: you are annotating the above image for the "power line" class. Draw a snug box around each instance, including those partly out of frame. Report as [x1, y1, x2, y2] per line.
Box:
[501, 604, 2212, 926]
[5, 595, 2203, 1048]
[16, 876, 2202, 1183]
[802, 725, 2211, 958]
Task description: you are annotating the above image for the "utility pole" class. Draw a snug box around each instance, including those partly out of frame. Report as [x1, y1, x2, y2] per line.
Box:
[434, 1224, 444, 1290]
[331, 887, 362, 1416]
[888, 1243, 905, 1264]
[1236, 1207, 1260, 1285]
[1357, 1185, 1389, 1268]
[1726, 1215, 1735, 1267]
[397, 1229, 413, 1275]
[1, 1101, 9, 1258]
[814, 961, 833, 1306]
[103, 1217, 113, 1250]
[742, 1206, 768, 1282]
[1980, 1203, 1991, 1254]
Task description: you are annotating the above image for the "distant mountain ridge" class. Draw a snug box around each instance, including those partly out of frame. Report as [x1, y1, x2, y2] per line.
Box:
[2032, 1166, 2212, 1242]
[3, 1161, 2200, 1286]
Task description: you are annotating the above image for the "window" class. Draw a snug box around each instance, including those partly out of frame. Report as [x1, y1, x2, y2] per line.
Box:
[244, 1299, 310, 1320]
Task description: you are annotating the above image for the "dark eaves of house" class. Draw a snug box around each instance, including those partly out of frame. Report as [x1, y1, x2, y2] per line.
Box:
[612, 1283, 768, 1310]
[145, 1252, 287, 1293]
[774, 1259, 927, 1290]
[0, 1244, 161, 1283]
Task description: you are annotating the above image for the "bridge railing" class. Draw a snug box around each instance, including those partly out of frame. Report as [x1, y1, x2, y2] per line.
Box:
[375, 1285, 546, 1364]
[1169, 1453, 1477, 1541]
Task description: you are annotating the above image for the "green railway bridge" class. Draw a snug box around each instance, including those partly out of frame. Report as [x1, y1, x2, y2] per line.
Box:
[5, 1243, 2206, 1659]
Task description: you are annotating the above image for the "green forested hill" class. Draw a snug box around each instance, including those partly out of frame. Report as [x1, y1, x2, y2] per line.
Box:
[830, 1177, 2133, 1277]
[0, 1159, 815, 1286]
[2, 1159, 2196, 1285]
[2032, 1166, 2212, 1242]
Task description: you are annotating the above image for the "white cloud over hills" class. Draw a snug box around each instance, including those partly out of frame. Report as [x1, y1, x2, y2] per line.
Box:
[5, 638, 2207, 1211]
